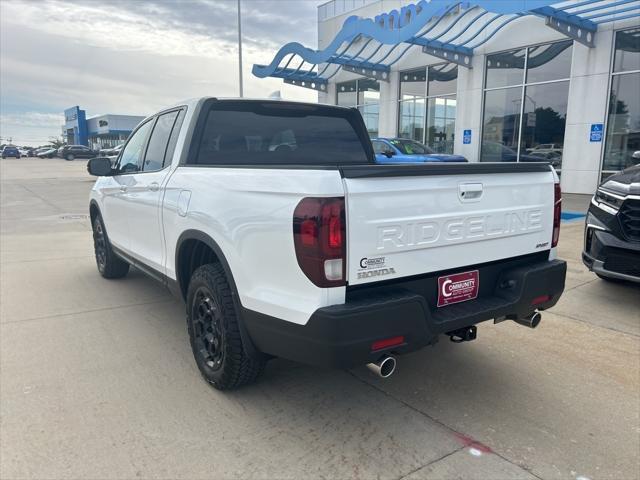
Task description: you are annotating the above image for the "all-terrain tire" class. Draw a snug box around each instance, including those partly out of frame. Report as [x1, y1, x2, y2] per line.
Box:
[186, 263, 265, 390]
[92, 214, 129, 279]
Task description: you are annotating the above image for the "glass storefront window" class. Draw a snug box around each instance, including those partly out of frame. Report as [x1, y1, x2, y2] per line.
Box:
[482, 40, 572, 165]
[481, 87, 522, 161]
[426, 97, 457, 153]
[428, 64, 458, 96]
[613, 28, 640, 73]
[603, 72, 640, 172]
[519, 82, 569, 168]
[400, 68, 426, 99]
[337, 79, 380, 136]
[358, 104, 380, 138]
[397, 63, 457, 153]
[336, 80, 357, 106]
[485, 48, 526, 88]
[603, 29, 640, 178]
[357, 78, 380, 105]
[526, 40, 572, 84]
[398, 98, 426, 141]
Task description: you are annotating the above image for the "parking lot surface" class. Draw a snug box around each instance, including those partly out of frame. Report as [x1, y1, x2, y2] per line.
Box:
[1, 157, 639, 480]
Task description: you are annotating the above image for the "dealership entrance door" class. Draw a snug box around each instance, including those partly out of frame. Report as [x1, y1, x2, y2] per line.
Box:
[66, 128, 75, 144]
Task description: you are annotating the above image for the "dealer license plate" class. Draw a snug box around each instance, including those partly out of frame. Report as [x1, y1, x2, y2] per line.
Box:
[437, 270, 479, 307]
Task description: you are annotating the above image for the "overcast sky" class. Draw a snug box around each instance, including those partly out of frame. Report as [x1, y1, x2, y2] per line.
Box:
[0, 0, 319, 146]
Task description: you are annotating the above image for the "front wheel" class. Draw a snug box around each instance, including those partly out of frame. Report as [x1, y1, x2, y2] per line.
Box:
[92, 214, 129, 278]
[186, 263, 265, 390]
[66, 153, 74, 161]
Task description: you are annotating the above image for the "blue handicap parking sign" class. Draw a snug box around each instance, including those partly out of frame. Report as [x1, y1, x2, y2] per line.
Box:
[463, 129, 472, 144]
[590, 123, 604, 142]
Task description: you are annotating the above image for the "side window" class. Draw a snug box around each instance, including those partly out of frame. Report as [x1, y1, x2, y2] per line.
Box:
[372, 141, 385, 154]
[143, 110, 180, 172]
[118, 120, 153, 174]
[164, 109, 185, 166]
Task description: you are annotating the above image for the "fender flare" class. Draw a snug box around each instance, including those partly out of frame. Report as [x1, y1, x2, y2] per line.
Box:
[175, 230, 266, 361]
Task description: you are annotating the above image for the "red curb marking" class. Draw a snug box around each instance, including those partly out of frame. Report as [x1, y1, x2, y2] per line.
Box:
[453, 432, 493, 453]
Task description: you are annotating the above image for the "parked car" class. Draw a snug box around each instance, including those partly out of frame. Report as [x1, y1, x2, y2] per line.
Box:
[87, 98, 566, 390]
[2, 146, 20, 158]
[372, 138, 467, 163]
[99, 144, 124, 157]
[526, 144, 563, 156]
[481, 142, 559, 167]
[582, 164, 640, 283]
[36, 148, 57, 158]
[58, 145, 98, 161]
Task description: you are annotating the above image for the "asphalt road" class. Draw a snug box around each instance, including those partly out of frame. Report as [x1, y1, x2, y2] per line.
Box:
[1, 157, 638, 480]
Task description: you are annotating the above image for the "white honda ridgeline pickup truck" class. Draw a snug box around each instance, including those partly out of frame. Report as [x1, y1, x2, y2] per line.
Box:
[87, 98, 566, 390]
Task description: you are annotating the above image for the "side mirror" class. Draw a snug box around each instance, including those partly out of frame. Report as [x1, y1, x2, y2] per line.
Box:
[87, 157, 113, 176]
[632, 151, 640, 160]
[384, 149, 395, 158]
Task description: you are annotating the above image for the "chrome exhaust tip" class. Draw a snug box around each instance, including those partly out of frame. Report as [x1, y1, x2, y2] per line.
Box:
[366, 355, 397, 378]
[514, 311, 542, 329]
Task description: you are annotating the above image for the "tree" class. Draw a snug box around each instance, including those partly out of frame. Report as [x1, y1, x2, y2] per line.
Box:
[47, 136, 66, 149]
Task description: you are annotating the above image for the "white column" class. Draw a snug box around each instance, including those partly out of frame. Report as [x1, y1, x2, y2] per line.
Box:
[377, 71, 399, 137]
[455, 55, 485, 162]
[560, 28, 614, 194]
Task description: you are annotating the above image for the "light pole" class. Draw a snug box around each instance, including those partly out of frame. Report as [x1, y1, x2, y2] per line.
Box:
[237, 0, 243, 98]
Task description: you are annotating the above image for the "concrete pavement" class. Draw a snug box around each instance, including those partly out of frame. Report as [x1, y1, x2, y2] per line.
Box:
[1, 158, 638, 480]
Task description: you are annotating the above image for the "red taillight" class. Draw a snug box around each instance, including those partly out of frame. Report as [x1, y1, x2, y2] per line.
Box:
[293, 197, 346, 287]
[531, 294, 551, 306]
[552, 182, 561, 248]
[371, 336, 405, 352]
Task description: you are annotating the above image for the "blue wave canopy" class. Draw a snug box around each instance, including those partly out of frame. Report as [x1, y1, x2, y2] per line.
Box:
[252, 0, 558, 79]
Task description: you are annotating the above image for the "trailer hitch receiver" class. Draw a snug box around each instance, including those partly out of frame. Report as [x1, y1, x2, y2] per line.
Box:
[447, 326, 477, 343]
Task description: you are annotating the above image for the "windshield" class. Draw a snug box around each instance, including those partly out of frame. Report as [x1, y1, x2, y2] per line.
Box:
[388, 139, 434, 155]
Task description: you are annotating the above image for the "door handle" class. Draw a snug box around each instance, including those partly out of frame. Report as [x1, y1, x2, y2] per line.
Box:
[148, 182, 160, 192]
[119, 185, 128, 193]
[459, 183, 483, 202]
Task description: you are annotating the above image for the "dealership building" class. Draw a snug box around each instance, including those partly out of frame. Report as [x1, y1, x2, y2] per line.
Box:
[62, 106, 145, 151]
[253, 0, 640, 193]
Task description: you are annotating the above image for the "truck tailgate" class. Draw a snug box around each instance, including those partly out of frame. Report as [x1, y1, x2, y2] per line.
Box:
[341, 163, 556, 285]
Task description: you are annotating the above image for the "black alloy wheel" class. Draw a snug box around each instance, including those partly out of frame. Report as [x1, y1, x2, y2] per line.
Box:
[91, 214, 129, 279]
[191, 287, 225, 371]
[93, 220, 107, 272]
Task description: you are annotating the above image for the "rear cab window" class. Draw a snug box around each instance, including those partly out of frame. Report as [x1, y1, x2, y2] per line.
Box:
[188, 100, 373, 166]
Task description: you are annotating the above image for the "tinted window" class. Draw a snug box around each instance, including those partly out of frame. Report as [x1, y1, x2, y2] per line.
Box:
[526, 40, 572, 83]
[603, 72, 640, 172]
[118, 120, 153, 173]
[427, 64, 457, 96]
[371, 141, 386, 154]
[164, 109, 185, 166]
[143, 110, 180, 171]
[192, 102, 370, 166]
[400, 68, 427, 99]
[481, 87, 522, 161]
[613, 28, 640, 73]
[486, 49, 525, 88]
[519, 81, 569, 169]
[337, 80, 358, 106]
[389, 139, 433, 155]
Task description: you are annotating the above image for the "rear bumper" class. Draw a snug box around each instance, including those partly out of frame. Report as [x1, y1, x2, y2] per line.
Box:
[243, 258, 566, 369]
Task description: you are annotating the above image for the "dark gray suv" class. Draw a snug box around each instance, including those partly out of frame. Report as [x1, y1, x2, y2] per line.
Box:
[57, 145, 98, 161]
[583, 164, 640, 283]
